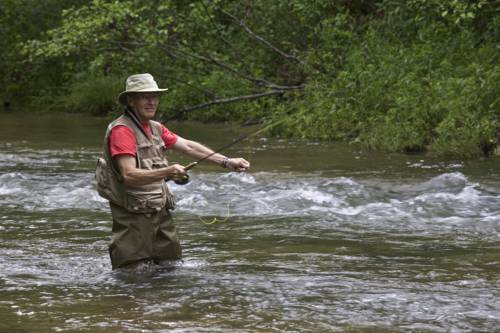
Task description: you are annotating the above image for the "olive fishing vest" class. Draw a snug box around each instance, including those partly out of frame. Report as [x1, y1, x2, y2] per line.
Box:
[95, 114, 176, 212]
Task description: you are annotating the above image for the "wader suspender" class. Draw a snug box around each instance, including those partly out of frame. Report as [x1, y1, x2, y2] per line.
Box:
[124, 107, 154, 170]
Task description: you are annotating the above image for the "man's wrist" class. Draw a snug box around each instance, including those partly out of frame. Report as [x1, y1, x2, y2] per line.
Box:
[221, 157, 229, 168]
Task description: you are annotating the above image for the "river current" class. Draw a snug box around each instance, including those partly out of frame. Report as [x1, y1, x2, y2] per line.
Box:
[0, 112, 499, 332]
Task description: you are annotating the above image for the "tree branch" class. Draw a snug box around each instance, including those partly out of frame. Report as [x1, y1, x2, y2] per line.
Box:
[161, 90, 287, 121]
[165, 74, 217, 98]
[214, 5, 305, 66]
[197, 0, 241, 56]
[168, 44, 304, 91]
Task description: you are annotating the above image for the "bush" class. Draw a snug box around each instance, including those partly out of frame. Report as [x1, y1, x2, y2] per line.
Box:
[273, 18, 499, 157]
[47, 74, 123, 115]
[4, 0, 499, 158]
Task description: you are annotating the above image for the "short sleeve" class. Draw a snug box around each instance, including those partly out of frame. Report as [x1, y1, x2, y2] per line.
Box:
[108, 125, 137, 157]
[161, 124, 178, 149]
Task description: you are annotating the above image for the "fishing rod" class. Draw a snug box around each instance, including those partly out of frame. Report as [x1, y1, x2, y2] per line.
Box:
[168, 118, 285, 185]
[123, 106, 284, 185]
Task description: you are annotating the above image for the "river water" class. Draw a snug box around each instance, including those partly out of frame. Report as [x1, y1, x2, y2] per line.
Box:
[0, 112, 499, 332]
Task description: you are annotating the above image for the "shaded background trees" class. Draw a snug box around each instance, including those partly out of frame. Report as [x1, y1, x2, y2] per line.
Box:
[1, 0, 499, 157]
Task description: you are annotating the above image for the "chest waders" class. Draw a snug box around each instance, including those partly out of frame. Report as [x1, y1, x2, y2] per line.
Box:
[96, 113, 181, 269]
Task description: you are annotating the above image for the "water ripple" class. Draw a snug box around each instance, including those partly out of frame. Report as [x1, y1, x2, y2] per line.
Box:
[1, 150, 500, 332]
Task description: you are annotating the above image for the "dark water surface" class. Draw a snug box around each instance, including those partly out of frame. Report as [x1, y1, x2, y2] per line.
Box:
[0, 112, 499, 332]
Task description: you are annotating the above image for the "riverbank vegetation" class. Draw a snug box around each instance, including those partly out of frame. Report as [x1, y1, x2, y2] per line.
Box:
[1, 0, 498, 157]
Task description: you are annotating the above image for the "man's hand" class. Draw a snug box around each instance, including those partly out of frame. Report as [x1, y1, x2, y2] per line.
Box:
[165, 164, 187, 181]
[226, 158, 250, 172]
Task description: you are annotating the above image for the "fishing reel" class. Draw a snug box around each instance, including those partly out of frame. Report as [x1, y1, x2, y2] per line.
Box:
[174, 174, 190, 185]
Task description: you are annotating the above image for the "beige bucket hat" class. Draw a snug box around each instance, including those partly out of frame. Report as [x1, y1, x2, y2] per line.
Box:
[118, 73, 168, 105]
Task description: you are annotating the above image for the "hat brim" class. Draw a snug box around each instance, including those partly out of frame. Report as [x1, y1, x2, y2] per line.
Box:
[117, 88, 168, 105]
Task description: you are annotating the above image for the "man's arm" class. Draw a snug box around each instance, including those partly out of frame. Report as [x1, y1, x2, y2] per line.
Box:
[115, 155, 187, 186]
[172, 136, 250, 171]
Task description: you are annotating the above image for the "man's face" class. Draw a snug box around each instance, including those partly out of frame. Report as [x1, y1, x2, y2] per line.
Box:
[128, 92, 161, 122]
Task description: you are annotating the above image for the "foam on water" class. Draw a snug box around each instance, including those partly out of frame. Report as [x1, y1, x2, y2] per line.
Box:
[171, 171, 500, 222]
[0, 146, 100, 173]
[3, 147, 493, 226]
[0, 171, 108, 212]
[2, 166, 500, 228]
[2, 115, 500, 333]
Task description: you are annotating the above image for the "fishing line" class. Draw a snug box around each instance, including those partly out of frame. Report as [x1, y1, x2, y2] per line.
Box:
[167, 117, 287, 185]
[164, 117, 286, 224]
[124, 107, 284, 224]
[198, 200, 233, 225]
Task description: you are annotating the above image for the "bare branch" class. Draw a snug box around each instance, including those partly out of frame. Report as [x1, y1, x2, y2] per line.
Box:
[169, 45, 304, 91]
[214, 5, 305, 65]
[161, 90, 289, 121]
[164, 73, 217, 98]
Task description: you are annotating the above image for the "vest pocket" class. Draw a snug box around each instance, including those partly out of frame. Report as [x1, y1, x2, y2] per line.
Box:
[164, 188, 176, 210]
[95, 157, 121, 204]
[140, 156, 169, 170]
[125, 190, 167, 213]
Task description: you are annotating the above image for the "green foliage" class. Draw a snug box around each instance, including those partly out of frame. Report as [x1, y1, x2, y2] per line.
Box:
[430, 64, 500, 157]
[0, 0, 87, 106]
[51, 74, 123, 115]
[1, 0, 499, 158]
[432, 112, 496, 158]
[21, 0, 175, 72]
[271, 1, 499, 157]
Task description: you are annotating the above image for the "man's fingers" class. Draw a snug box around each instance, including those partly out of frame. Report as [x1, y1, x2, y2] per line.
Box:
[167, 164, 187, 180]
[228, 158, 250, 171]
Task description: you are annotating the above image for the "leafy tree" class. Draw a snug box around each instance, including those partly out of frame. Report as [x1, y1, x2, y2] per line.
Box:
[2, 0, 499, 157]
[0, 0, 88, 106]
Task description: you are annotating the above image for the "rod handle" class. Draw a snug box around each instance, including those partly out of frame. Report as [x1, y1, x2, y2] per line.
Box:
[166, 162, 198, 185]
[184, 162, 198, 171]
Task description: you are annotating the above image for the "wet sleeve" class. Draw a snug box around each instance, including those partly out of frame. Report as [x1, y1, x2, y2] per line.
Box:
[108, 125, 137, 157]
[161, 124, 178, 149]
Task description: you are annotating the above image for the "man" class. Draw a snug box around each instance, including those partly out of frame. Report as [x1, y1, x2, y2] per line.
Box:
[96, 73, 250, 269]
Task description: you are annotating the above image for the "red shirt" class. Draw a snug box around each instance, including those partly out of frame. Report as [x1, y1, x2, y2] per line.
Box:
[109, 122, 178, 157]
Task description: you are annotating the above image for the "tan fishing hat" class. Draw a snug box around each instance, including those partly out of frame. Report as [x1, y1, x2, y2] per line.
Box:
[118, 73, 168, 105]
